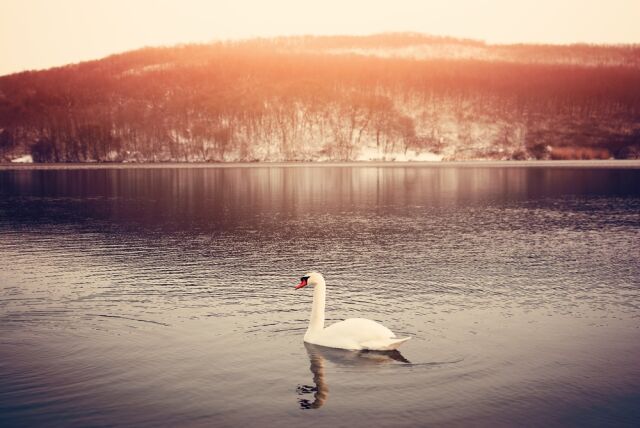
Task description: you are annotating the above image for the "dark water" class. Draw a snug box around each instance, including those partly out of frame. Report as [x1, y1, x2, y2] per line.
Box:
[1, 165, 639, 427]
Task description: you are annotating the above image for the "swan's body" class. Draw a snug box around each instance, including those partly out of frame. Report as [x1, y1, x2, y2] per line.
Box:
[296, 272, 410, 351]
[307, 317, 410, 351]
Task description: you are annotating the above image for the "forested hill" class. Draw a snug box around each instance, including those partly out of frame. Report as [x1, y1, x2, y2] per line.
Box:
[1, 33, 640, 162]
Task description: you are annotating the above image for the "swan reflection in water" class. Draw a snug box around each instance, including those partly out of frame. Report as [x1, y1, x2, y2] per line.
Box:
[297, 342, 410, 409]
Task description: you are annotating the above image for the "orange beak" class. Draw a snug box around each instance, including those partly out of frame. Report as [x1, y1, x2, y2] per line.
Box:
[295, 278, 308, 289]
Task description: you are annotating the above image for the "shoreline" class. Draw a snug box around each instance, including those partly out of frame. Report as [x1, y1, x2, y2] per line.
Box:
[1, 160, 640, 170]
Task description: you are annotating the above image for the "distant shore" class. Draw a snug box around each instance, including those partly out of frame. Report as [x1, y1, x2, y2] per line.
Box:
[2, 160, 640, 170]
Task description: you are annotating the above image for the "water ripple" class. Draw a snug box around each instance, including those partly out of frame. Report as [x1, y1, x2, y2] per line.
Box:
[1, 166, 639, 427]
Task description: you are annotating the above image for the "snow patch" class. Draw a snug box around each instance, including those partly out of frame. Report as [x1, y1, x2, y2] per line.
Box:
[106, 150, 121, 161]
[121, 63, 173, 76]
[356, 146, 442, 162]
[11, 154, 33, 163]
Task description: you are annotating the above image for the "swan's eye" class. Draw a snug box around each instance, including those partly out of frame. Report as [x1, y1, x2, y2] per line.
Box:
[300, 276, 310, 283]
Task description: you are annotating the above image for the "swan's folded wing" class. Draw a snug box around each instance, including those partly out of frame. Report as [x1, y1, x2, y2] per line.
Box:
[361, 336, 411, 351]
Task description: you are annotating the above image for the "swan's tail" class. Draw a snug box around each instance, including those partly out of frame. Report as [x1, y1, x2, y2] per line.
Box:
[362, 336, 411, 351]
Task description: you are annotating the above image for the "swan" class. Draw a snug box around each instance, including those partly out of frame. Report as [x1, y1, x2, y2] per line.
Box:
[294, 272, 411, 351]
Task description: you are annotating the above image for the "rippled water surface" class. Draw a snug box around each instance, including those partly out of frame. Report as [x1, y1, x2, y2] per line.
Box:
[1, 165, 639, 427]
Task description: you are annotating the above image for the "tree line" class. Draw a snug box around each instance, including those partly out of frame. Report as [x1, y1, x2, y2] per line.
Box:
[1, 35, 639, 162]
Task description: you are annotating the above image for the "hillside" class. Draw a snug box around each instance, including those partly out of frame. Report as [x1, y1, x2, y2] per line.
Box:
[1, 33, 640, 162]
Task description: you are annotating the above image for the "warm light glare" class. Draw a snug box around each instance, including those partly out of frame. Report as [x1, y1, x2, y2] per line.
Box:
[1, 0, 639, 75]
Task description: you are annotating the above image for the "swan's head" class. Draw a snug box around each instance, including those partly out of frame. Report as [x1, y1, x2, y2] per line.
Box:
[295, 271, 324, 290]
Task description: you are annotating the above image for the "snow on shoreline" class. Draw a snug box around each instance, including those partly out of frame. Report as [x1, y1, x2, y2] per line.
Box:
[10, 154, 33, 163]
[355, 147, 443, 162]
[1, 160, 639, 171]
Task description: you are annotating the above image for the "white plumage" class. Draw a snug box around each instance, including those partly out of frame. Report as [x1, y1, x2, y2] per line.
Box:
[295, 272, 411, 351]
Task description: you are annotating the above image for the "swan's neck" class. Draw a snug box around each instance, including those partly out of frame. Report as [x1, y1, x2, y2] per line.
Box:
[306, 279, 326, 336]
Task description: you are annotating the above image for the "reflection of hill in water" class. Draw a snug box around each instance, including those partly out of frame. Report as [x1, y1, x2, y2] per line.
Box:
[297, 343, 410, 410]
[5, 166, 638, 233]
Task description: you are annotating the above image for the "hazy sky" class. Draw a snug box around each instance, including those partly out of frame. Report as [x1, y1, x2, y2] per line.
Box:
[1, 0, 639, 76]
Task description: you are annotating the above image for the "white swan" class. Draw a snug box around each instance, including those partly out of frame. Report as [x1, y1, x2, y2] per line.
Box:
[295, 272, 411, 351]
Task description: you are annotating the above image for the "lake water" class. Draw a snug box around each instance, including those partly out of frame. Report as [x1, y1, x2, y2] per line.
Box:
[1, 164, 639, 427]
